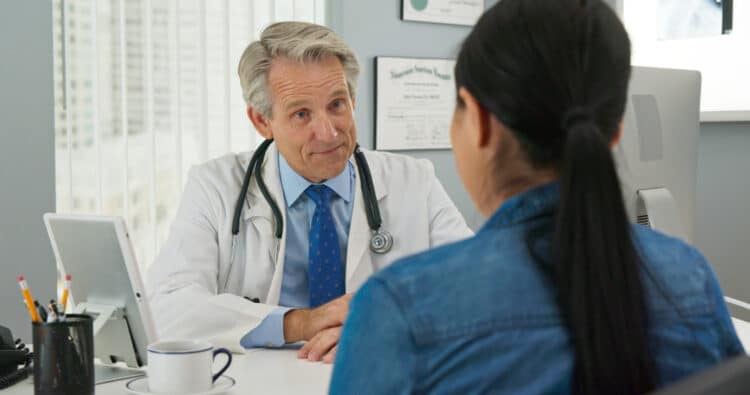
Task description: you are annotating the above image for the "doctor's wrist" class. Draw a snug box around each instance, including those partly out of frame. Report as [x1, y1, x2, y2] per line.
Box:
[283, 308, 312, 343]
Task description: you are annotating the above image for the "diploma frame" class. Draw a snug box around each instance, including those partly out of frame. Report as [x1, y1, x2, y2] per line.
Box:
[400, 0, 485, 27]
[374, 56, 456, 151]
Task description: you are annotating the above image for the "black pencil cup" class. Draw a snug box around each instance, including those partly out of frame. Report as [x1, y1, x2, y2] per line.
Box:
[32, 314, 94, 395]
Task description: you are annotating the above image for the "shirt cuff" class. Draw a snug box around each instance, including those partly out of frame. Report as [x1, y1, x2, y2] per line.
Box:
[240, 306, 293, 349]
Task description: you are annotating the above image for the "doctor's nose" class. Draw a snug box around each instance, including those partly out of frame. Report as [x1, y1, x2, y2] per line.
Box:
[311, 114, 338, 142]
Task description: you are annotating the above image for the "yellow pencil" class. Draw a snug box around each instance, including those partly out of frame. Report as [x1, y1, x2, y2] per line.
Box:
[18, 275, 41, 323]
[61, 274, 71, 313]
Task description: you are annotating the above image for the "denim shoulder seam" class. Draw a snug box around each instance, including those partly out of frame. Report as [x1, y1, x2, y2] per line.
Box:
[412, 313, 564, 345]
[374, 276, 430, 384]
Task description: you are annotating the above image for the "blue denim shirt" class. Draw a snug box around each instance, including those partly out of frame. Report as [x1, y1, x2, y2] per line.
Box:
[330, 183, 744, 394]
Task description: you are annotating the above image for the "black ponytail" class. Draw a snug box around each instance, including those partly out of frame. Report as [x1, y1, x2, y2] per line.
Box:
[555, 111, 656, 394]
[455, 0, 657, 393]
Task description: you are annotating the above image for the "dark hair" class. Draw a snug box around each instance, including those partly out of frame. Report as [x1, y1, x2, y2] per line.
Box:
[454, 0, 656, 393]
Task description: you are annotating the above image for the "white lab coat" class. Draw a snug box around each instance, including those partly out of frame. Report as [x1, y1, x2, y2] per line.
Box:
[147, 144, 472, 351]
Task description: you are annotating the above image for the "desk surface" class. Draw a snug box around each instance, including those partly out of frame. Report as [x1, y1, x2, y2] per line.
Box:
[2, 348, 332, 395]
[4, 320, 749, 394]
[732, 318, 750, 351]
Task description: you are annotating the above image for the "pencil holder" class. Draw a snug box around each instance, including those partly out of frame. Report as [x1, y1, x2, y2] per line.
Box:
[32, 314, 94, 395]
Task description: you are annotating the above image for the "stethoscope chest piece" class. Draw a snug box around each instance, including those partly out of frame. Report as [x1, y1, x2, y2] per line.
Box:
[370, 229, 393, 254]
[231, 140, 394, 263]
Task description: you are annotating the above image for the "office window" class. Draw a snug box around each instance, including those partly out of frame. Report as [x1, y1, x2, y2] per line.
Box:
[52, 0, 326, 274]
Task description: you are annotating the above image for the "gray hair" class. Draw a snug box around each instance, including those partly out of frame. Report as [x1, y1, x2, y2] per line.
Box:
[238, 21, 360, 118]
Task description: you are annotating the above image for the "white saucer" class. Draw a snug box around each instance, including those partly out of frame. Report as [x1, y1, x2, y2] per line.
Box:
[125, 375, 235, 395]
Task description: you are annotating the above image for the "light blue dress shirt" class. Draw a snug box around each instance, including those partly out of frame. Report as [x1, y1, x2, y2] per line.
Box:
[240, 152, 355, 348]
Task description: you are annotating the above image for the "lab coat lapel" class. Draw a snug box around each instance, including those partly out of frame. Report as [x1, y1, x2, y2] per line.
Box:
[345, 149, 388, 289]
[242, 144, 287, 305]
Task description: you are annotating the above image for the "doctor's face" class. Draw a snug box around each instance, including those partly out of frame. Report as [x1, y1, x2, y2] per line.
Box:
[255, 55, 357, 183]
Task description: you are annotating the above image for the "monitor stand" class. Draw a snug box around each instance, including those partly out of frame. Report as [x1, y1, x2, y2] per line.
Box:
[95, 363, 144, 384]
[74, 302, 147, 384]
[636, 187, 689, 242]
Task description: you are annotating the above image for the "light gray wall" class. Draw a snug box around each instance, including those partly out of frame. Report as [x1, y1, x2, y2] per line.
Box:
[0, 0, 56, 341]
[605, 0, 750, 318]
[330, 0, 750, 317]
[695, 122, 750, 320]
[2, 0, 746, 343]
[328, 0, 497, 230]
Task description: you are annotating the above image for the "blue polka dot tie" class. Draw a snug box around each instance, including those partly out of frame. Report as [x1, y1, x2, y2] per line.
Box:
[305, 185, 344, 307]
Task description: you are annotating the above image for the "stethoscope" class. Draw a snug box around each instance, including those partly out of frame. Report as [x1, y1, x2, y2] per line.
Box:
[227, 139, 393, 276]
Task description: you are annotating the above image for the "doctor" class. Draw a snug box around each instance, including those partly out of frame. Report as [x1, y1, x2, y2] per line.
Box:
[147, 21, 472, 362]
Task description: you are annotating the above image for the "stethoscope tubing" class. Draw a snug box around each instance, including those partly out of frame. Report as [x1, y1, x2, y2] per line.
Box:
[230, 139, 391, 249]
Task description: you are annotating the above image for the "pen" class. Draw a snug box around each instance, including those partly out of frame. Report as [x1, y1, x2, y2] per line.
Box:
[46, 307, 57, 323]
[61, 274, 71, 313]
[18, 276, 41, 323]
[50, 299, 61, 321]
[35, 300, 48, 322]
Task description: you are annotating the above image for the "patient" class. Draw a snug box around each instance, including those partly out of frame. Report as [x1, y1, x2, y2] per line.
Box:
[329, 0, 744, 394]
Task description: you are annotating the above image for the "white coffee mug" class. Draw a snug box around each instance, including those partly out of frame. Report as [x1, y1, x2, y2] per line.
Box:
[147, 340, 232, 394]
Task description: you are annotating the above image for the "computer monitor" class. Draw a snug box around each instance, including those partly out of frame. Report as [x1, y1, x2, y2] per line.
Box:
[615, 66, 701, 243]
[43, 214, 155, 381]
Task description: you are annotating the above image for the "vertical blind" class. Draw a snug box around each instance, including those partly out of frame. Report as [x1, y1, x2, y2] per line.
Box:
[52, 0, 327, 274]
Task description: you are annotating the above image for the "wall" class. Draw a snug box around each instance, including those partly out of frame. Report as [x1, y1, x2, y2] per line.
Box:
[695, 122, 750, 320]
[328, 0, 495, 230]
[609, 0, 750, 319]
[2, 0, 747, 341]
[330, 0, 750, 318]
[0, 0, 57, 341]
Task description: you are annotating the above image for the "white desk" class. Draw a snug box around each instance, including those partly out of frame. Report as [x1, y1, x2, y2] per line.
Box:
[1, 348, 332, 394]
[732, 317, 750, 352]
[5, 321, 747, 394]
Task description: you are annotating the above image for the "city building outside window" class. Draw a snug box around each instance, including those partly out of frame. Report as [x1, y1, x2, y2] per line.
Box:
[52, 0, 327, 275]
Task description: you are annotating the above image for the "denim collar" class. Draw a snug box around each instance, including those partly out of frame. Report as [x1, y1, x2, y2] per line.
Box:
[278, 151, 353, 208]
[480, 182, 560, 233]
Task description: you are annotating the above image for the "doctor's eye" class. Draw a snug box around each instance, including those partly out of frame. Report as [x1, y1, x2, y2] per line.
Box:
[293, 110, 309, 120]
[330, 99, 346, 111]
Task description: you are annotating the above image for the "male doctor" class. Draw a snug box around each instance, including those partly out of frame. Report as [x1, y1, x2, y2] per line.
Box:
[147, 21, 472, 363]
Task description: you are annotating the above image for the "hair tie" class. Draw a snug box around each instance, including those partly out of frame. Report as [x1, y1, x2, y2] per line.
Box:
[561, 107, 596, 130]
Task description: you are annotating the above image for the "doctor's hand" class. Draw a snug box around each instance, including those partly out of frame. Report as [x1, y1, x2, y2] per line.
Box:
[297, 326, 342, 364]
[283, 293, 352, 344]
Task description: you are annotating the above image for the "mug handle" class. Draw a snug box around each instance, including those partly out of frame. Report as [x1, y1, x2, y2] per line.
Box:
[211, 348, 233, 383]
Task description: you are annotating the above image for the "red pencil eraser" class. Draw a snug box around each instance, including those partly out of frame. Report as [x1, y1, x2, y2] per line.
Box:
[18, 275, 24, 281]
[66, 274, 71, 280]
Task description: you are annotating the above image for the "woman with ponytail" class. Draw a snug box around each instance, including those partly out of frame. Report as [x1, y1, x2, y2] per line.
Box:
[330, 0, 744, 393]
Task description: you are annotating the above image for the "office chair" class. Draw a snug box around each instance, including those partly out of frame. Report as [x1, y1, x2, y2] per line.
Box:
[649, 355, 750, 395]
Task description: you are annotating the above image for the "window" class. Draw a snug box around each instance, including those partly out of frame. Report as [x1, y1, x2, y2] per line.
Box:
[53, 0, 326, 274]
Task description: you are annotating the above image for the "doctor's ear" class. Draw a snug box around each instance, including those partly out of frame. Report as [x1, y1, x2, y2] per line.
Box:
[247, 106, 273, 139]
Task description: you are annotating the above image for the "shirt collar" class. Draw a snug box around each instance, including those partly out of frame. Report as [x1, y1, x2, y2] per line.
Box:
[278, 151, 353, 208]
[480, 182, 560, 232]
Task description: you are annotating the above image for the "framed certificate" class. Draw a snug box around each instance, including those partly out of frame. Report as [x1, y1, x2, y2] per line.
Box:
[401, 0, 485, 26]
[374, 56, 456, 151]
